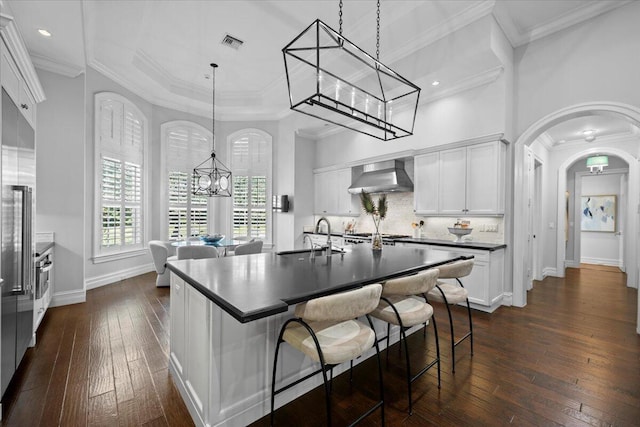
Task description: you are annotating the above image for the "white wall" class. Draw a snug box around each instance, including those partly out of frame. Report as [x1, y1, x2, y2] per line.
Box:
[515, 2, 640, 135]
[580, 173, 624, 266]
[35, 69, 86, 305]
[292, 134, 315, 250]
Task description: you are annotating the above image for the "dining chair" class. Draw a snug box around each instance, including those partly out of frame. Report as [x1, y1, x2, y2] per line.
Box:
[370, 269, 440, 415]
[233, 239, 263, 255]
[148, 240, 177, 287]
[177, 245, 220, 260]
[271, 284, 384, 426]
[426, 259, 474, 373]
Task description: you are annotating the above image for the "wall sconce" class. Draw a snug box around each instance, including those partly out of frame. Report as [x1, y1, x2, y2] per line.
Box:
[586, 155, 608, 173]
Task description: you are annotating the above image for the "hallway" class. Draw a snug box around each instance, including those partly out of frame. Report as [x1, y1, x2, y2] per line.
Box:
[1, 266, 639, 426]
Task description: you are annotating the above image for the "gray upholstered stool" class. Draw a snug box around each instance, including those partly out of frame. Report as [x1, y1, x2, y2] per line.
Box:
[148, 240, 177, 287]
[271, 284, 385, 426]
[371, 269, 440, 415]
[427, 259, 474, 373]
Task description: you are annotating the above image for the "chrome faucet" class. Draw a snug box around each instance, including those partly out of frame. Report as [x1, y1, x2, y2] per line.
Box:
[315, 216, 332, 256]
[302, 234, 317, 260]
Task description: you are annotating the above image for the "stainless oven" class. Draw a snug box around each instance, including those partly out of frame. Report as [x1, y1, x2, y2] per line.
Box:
[35, 251, 52, 299]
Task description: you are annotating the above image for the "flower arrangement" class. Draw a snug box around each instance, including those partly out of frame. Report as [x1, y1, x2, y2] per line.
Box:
[360, 190, 387, 250]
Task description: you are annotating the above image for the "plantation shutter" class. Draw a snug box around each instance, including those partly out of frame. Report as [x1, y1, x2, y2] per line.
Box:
[166, 124, 211, 239]
[98, 95, 145, 251]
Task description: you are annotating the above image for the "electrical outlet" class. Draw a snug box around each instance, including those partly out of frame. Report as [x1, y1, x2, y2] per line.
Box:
[486, 224, 498, 232]
[479, 224, 485, 232]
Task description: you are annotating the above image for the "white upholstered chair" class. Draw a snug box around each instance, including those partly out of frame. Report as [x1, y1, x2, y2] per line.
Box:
[370, 268, 441, 414]
[176, 245, 220, 260]
[148, 241, 177, 287]
[271, 284, 385, 426]
[233, 239, 263, 255]
[427, 259, 474, 373]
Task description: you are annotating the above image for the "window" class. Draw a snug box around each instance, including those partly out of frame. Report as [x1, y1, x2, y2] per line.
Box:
[162, 122, 212, 239]
[230, 130, 272, 241]
[95, 93, 147, 258]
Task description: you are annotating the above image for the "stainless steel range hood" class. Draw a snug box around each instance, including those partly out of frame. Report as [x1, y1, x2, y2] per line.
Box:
[348, 160, 413, 194]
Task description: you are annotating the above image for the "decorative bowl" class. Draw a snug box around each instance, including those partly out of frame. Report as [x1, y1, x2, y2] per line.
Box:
[200, 234, 225, 243]
[447, 227, 472, 242]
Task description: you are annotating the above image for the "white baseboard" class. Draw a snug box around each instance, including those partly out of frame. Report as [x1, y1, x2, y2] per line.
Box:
[580, 257, 622, 268]
[50, 289, 86, 307]
[85, 263, 154, 290]
[502, 292, 512, 306]
[543, 267, 557, 278]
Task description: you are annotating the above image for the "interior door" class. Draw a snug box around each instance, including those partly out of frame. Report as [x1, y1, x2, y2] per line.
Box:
[524, 146, 534, 291]
[618, 173, 627, 272]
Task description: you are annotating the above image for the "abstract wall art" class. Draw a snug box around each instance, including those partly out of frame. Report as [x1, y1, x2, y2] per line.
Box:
[581, 194, 616, 232]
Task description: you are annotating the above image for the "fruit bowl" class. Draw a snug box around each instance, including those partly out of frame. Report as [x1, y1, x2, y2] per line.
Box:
[200, 234, 225, 244]
[447, 227, 472, 242]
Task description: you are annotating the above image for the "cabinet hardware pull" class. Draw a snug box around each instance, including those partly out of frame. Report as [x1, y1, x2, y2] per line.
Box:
[21, 104, 29, 110]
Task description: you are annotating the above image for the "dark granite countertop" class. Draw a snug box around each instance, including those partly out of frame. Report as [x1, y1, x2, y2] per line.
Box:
[303, 231, 506, 251]
[394, 238, 506, 251]
[167, 245, 469, 323]
[35, 241, 54, 258]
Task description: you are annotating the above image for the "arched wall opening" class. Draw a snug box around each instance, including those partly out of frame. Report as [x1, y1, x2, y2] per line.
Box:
[512, 102, 640, 334]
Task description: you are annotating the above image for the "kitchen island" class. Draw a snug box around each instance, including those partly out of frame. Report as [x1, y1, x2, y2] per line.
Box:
[167, 246, 468, 426]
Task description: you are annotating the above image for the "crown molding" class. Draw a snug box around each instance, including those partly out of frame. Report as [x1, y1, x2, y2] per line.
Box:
[494, 0, 632, 48]
[535, 132, 554, 151]
[419, 65, 503, 105]
[0, 13, 46, 102]
[553, 130, 639, 152]
[32, 52, 85, 77]
[383, 0, 495, 65]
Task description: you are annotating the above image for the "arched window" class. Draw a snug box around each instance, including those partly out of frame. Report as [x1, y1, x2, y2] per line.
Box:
[230, 130, 272, 241]
[94, 92, 148, 258]
[161, 121, 212, 239]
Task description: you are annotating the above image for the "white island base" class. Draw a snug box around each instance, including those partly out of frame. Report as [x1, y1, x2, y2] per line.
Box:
[169, 273, 416, 427]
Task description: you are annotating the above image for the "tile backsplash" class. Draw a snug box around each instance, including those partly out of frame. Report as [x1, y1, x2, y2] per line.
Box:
[314, 192, 504, 244]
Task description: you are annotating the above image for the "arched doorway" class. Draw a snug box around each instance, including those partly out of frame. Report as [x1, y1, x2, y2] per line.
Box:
[512, 102, 640, 334]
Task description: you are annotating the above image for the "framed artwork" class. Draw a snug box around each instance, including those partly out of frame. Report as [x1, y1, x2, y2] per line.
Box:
[580, 195, 616, 232]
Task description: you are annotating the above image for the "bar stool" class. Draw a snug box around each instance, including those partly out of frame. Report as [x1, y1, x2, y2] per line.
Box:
[427, 259, 474, 373]
[370, 269, 440, 415]
[270, 284, 384, 426]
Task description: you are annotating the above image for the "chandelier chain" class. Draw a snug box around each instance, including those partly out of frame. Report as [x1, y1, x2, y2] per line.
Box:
[376, 0, 380, 60]
[211, 63, 217, 153]
[338, 0, 343, 35]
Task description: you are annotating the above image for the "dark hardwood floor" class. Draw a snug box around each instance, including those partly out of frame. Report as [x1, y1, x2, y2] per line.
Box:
[2, 266, 639, 426]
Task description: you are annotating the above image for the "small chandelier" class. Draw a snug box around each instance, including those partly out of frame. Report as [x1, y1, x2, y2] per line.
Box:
[586, 155, 608, 174]
[282, 0, 420, 141]
[193, 63, 232, 197]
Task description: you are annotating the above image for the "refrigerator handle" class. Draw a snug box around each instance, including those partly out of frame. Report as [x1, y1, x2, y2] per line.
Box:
[12, 185, 32, 295]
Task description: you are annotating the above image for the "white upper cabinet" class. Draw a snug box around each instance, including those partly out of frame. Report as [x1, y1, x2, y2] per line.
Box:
[414, 152, 439, 214]
[438, 147, 467, 214]
[314, 168, 359, 216]
[414, 140, 505, 216]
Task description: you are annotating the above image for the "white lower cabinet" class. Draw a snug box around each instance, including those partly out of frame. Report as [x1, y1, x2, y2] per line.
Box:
[396, 243, 504, 312]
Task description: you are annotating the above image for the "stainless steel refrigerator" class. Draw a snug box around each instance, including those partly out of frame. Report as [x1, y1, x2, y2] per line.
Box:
[1, 88, 35, 398]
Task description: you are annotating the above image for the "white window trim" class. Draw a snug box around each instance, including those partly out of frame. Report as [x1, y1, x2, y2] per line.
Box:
[160, 120, 214, 240]
[227, 128, 273, 246]
[93, 92, 150, 262]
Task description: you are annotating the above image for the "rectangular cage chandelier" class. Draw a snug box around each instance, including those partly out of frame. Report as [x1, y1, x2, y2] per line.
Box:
[282, 19, 420, 141]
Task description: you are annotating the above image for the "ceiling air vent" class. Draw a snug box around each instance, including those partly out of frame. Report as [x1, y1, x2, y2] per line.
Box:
[221, 34, 244, 50]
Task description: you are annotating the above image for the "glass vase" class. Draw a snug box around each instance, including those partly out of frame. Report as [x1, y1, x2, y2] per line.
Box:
[371, 232, 383, 251]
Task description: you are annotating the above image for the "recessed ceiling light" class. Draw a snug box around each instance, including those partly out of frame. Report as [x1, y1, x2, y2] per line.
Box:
[558, 139, 566, 144]
[38, 29, 52, 37]
[431, 80, 440, 86]
[583, 129, 596, 142]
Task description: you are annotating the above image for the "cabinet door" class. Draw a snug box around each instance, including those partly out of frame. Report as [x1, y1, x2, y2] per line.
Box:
[337, 168, 359, 215]
[314, 170, 339, 214]
[170, 276, 186, 375]
[430, 247, 490, 306]
[414, 153, 439, 214]
[438, 147, 467, 214]
[466, 141, 502, 214]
